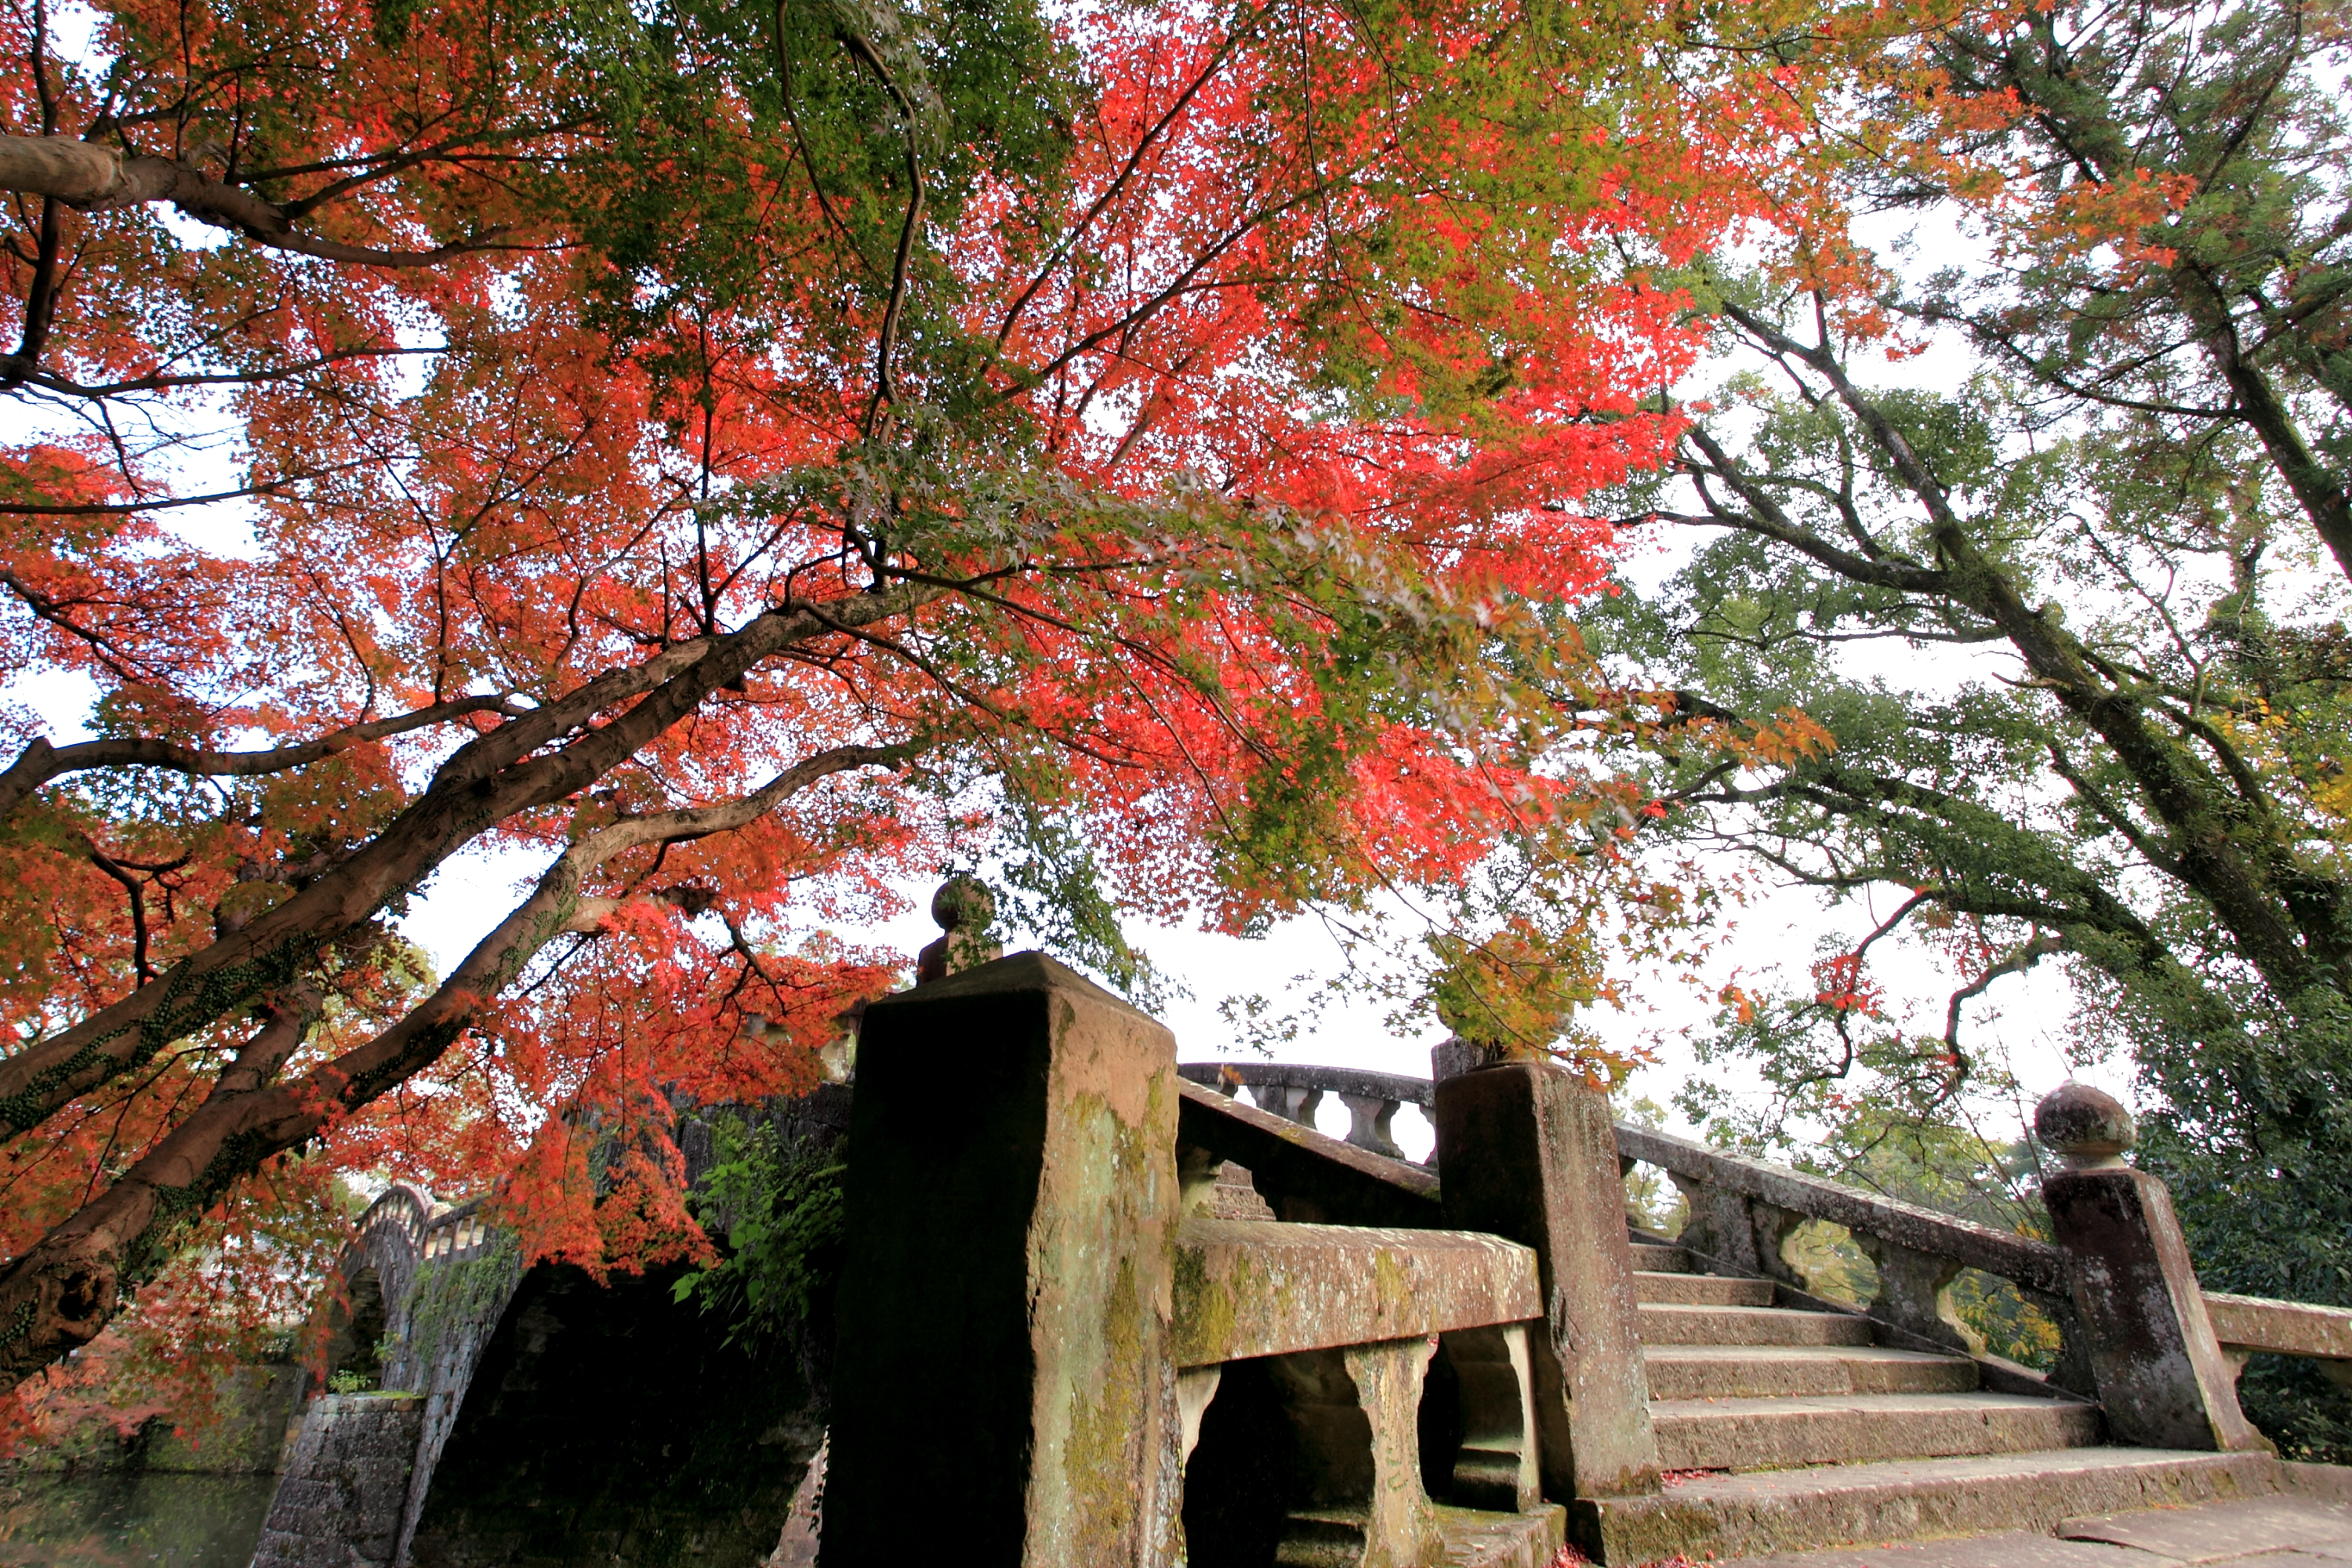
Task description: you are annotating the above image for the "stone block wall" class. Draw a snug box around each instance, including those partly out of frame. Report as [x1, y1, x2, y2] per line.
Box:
[249, 1393, 426, 1568]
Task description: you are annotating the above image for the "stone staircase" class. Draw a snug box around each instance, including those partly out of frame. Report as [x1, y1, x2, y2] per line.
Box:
[1581, 1238, 2286, 1563]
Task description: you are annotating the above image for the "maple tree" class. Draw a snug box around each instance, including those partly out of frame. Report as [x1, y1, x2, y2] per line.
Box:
[0, 0, 1805, 1397]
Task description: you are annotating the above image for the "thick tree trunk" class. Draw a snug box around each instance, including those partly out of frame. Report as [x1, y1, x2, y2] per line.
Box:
[0, 740, 916, 1390]
[0, 996, 319, 1385]
[0, 136, 122, 203]
[0, 134, 489, 267]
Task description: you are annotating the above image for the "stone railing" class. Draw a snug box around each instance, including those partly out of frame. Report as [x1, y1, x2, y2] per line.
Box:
[1175, 1060, 1432, 1162]
[2205, 1294, 2352, 1390]
[1609, 1119, 2096, 1396]
[416, 1198, 494, 1265]
[818, 956, 1677, 1566]
[1185, 1057, 2352, 1453]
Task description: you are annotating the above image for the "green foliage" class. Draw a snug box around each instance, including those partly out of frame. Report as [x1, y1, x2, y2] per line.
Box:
[672, 1115, 846, 1351]
[397, 1238, 524, 1382]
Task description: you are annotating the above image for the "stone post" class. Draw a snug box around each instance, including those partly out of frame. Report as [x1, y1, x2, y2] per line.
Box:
[821, 952, 1183, 1567]
[1433, 1060, 1661, 1510]
[2034, 1083, 2270, 1454]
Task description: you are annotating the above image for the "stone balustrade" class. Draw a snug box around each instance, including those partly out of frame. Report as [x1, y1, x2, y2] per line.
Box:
[822, 957, 1610, 1568]
[1608, 1118, 2096, 1395]
[2205, 1294, 2352, 1389]
[1175, 1060, 1432, 1162]
[1190, 1058, 2352, 1463]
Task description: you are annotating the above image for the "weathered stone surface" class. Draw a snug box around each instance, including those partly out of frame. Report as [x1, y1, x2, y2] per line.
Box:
[1649, 1390, 2102, 1472]
[768, 1434, 826, 1567]
[2034, 1083, 2136, 1166]
[1618, 1123, 2071, 1298]
[1431, 1501, 1566, 1568]
[2057, 1496, 2352, 1562]
[1577, 1447, 2284, 1565]
[1342, 1337, 1445, 1568]
[2042, 1161, 2270, 1453]
[2288, 1463, 2352, 1505]
[1435, 1062, 1661, 1508]
[1639, 1302, 1876, 1347]
[1175, 1078, 1442, 1229]
[1716, 1530, 2166, 1566]
[1642, 1345, 1980, 1401]
[2208, 1294, 2352, 1384]
[1171, 1217, 1538, 1366]
[1203, 1162, 1276, 1221]
[249, 1393, 424, 1568]
[1635, 1272, 1777, 1307]
[1179, 1338, 1442, 1568]
[1442, 1323, 1541, 1515]
[822, 951, 1181, 1568]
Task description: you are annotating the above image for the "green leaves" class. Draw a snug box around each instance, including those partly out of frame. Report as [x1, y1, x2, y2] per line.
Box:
[672, 1114, 846, 1351]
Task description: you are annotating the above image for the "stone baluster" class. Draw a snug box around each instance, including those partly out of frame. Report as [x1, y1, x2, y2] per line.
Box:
[1854, 1236, 1968, 1351]
[1439, 1323, 1540, 1514]
[1254, 1083, 1323, 1127]
[1665, 1175, 1807, 1289]
[1338, 1091, 1407, 1161]
[2034, 1083, 2269, 1454]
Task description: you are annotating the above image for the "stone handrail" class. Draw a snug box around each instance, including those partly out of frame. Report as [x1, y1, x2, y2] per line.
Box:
[1176, 1060, 1432, 1161]
[1175, 1078, 1443, 1229]
[1185, 1058, 2089, 1387]
[1609, 1122, 2072, 1298]
[2205, 1293, 2352, 1385]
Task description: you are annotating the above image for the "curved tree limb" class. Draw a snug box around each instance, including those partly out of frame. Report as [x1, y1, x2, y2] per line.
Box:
[0, 136, 506, 268]
[0, 583, 939, 1145]
[0, 694, 527, 820]
[0, 741, 916, 1388]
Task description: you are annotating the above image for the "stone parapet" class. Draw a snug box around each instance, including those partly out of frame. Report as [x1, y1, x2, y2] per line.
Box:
[821, 951, 1181, 1568]
[1174, 1077, 1441, 1229]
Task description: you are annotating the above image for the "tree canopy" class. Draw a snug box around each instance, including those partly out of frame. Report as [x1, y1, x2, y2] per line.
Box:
[0, 0, 1823, 1398]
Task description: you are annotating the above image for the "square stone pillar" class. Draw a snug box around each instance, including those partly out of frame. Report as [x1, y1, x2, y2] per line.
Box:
[2034, 1083, 2268, 1455]
[821, 953, 1183, 1567]
[1433, 1062, 1660, 1506]
[2042, 1163, 2269, 1452]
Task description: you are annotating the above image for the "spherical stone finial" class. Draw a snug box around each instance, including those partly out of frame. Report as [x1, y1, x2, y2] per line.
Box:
[914, 875, 1003, 986]
[2034, 1082, 2136, 1169]
[931, 873, 995, 932]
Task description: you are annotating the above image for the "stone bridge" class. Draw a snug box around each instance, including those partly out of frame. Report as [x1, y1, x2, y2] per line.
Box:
[249, 944, 2352, 1567]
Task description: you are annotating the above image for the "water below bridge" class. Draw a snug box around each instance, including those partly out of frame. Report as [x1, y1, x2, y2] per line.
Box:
[0, 1469, 279, 1566]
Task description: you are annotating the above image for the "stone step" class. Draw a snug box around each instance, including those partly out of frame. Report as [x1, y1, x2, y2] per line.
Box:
[1630, 1242, 1693, 1274]
[1638, 1303, 1875, 1347]
[1634, 1272, 1777, 1308]
[1650, 1391, 2103, 1472]
[1644, 1344, 1980, 1400]
[1432, 1502, 1566, 1568]
[1577, 1448, 2285, 1566]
